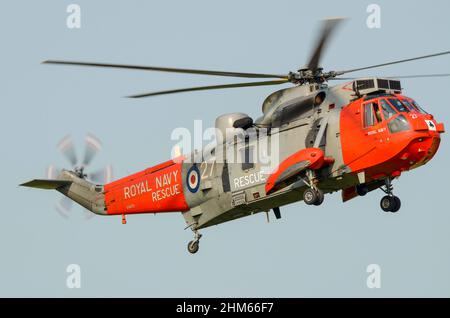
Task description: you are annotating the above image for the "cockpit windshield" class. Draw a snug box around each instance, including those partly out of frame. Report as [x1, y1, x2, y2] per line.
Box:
[402, 99, 428, 114]
[387, 98, 410, 113]
[380, 99, 397, 119]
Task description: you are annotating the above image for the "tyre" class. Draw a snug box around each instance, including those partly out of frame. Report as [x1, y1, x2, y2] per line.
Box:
[187, 240, 199, 254]
[313, 189, 325, 206]
[391, 196, 401, 213]
[303, 188, 318, 205]
[380, 195, 395, 212]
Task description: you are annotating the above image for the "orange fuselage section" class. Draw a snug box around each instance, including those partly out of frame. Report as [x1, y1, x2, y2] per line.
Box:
[340, 94, 444, 182]
[103, 159, 189, 215]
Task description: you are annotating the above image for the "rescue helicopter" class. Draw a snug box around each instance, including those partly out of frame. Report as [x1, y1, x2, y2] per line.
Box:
[21, 18, 448, 254]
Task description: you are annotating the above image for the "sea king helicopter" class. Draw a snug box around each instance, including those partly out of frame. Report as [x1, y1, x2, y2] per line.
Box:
[21, 18, 448, 253]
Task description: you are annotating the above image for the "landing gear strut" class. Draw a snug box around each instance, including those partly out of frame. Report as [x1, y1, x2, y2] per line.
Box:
[303, 170, 324, 206]
[379, 178, 401, 213]
[187, 230, 202, 254]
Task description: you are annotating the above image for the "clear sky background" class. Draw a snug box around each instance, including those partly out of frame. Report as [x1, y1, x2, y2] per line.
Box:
[1, 0, 450, 297]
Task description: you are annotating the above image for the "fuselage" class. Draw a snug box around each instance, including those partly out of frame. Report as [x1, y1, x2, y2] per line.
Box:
[96, 79, 444, 229]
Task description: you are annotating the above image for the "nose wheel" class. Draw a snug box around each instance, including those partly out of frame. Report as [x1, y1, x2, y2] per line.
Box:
[379, 178, 401, 213]
[187, 230, 202, 254]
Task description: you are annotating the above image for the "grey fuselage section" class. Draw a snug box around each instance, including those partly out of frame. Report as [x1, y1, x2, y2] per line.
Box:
[182, 83, 357, 229]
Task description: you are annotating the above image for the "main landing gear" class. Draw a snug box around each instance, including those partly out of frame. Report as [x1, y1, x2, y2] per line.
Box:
[187, 230, 202, 254]
[302, 170, 324, 206]
[303, 188, 324, 206]
[379, 178, 401, 213]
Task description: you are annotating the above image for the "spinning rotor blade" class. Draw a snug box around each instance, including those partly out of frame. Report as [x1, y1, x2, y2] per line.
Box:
[88, 165, 113, 184]
[83, 133, 102, 166]
[307, 17, 345, 72]
[88, 169, 106, 184]
[57, 135, 77, 167]
[386, 73, 450, 79]
[339, 51, 450, 75]
[43, 60, 288, 79]
[126, 79, 290, 98]
[329, 73, 450, 80]
[55, 196, 73, 218]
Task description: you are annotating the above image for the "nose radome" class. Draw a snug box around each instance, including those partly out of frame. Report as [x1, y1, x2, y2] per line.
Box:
[407, 136, 441, 169]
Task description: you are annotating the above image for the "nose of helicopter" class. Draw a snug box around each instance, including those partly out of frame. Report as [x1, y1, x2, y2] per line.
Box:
[404, 134, 441, 169]
[401, 115, 444, 169]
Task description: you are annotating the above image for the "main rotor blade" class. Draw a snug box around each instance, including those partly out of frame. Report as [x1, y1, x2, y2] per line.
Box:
[330, 73, 450, 80]
[126, 79, 290, 98]
[340, 51, 450, 75]
[386, 73, 450, 79]
[43, 60, 288, 79]
[307, 18, 345, 72]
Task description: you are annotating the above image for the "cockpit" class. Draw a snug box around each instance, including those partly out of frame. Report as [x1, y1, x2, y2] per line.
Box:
[362, 95, 429, 134]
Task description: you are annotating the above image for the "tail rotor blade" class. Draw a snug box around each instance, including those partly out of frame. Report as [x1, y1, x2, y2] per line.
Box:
[83, 133, 102, 167]
[88, 169, 106, 184]
[105, 164, 113, 183]
[46, 164, 61, 179]
[87, 164, 113, 184]
[55, 196, 73, 219]
[57, 135, 77, 167]
[84, 208, 95, 220]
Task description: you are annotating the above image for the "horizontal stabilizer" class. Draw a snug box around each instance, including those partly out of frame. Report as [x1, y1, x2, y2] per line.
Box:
[20, 179, 72, 190]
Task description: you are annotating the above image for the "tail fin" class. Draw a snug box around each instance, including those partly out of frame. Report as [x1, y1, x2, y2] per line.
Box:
[20, 170, 107, 215]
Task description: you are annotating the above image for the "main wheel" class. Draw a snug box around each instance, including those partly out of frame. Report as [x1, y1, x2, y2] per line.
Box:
[187, 240, 199, 254]
[391, 196, 401, 213]
[380, 195, 396, 212]
[303, 188, 318, 205]
[313, 189, 325, 206]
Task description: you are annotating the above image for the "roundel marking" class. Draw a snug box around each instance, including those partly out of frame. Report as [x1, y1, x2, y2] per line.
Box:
[186, 165, 200, 193]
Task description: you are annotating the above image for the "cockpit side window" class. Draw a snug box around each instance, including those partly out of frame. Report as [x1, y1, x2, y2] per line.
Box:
[373, 102, 382, 122]
[363, 103, 380, 128]
[388, 98, 410, 113]
[380, 99, 397, 119]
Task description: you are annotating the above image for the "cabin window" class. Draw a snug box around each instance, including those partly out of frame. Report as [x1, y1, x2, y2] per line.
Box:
[363, 103, 380, 128]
